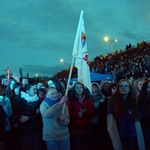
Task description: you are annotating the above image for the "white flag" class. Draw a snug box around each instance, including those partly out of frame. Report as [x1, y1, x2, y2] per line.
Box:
[72, 11, 91, 93]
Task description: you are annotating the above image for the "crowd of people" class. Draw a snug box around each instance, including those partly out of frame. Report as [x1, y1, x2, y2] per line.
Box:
[0, 74, 149, 150]
[0, 41, 150, 150]
[55, 41, 150, 83]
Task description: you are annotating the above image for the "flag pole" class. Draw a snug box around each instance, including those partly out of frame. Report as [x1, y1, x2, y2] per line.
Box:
[65, 56, 75, 95]
[62, 10, 84, 114]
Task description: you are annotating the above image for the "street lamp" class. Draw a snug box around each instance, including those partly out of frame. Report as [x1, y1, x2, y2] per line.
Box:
[60, 58, 67, 69]
[104, 36, 118, 53]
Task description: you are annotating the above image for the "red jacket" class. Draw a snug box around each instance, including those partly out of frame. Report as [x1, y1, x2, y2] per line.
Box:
[66, 97, 94, 126]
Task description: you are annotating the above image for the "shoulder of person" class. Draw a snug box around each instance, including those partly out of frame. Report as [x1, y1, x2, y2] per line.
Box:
[2, 96, 10, 103]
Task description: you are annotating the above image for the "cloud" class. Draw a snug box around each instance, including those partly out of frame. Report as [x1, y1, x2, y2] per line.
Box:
[0, 0, 150, 77]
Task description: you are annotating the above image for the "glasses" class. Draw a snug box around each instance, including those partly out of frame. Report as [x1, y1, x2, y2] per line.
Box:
[119, 85, 129, 88]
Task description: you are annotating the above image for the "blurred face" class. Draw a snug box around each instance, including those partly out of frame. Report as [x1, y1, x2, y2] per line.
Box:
[10, 80, 16, 90]
[137, 81, 144, 91]
[111, 86, 117, 95]
[103, 83, 109, 91]
[14, 86, 20, 95]
[92, 85, 99, 95]
[128, 77, 134, 85]
[119, 81, 130, 95]
[47, 88, 58, 100]
[147, 82, 150, 94]
[27, 86, 37, 96]
[37, 83, 43, 89]
[22, 79, 28, 85]
[48, 80, 55, 88]
[74, 84, 83, 96]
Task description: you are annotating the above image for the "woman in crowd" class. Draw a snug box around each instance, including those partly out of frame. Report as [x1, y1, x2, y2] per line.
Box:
[5, 79, 17, 98]
[138, 80, 150, 150]
[107, 79, 145, 150]
[47, 78, 64, 98]
[40, 87, 70, 150]
[133, 78, 145, 103]
[37, 88, 46, 101]
[107, 82, 117, 98]
[90, 82, 113, 150]
[101, 82, 110, 98]
[66, 82, 94, 150]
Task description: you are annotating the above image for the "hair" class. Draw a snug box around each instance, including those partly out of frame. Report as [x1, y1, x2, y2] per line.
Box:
[69, 82, 89, 101]
[14, 82, 22, 89]
[25, 84, 34, 91]
[107, 82, 117, 97]
[138, 80, 150, 113]
[108, 79, 138, 121]
[133, 78, 145, 102]
[91, 82, 103, 98]
[5, 79, 17, 97]
[6, 79, 16, 90]
[101, 82, 110, 97]
[48, 78, 64, 95]
[38, 88, 46, 95]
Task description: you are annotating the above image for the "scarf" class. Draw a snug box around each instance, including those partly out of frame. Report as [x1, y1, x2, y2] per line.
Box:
[75, 94, 85, 104]
[92, 94, 102, 102]
[44, 97, 60, 106]
[21, 91, 39, 102]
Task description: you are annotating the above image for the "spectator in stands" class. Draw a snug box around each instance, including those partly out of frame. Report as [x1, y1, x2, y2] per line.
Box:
[40, 87, 70, 150]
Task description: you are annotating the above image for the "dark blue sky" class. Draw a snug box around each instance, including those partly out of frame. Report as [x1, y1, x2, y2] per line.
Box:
[0, 0, 150, 77]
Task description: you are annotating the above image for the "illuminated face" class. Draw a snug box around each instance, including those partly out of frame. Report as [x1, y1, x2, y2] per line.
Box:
[119, 81, 130, 95]
[128, 77, 134, 85]
[27, 86, 37, 96]
[10, 80, 16, 90]
[37, 83, 43, 89]
[38, 91, 44, 98]
[74, 84, 83, 96]
[47, 88, 58, 100]
[22, 79, 28, 85]
[137, 81, 144, 91]
[92, 85, 99, 95]
[48, 80, 55, 88]
[14, 86, 20, 95]
[111, 86, 117, 95]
